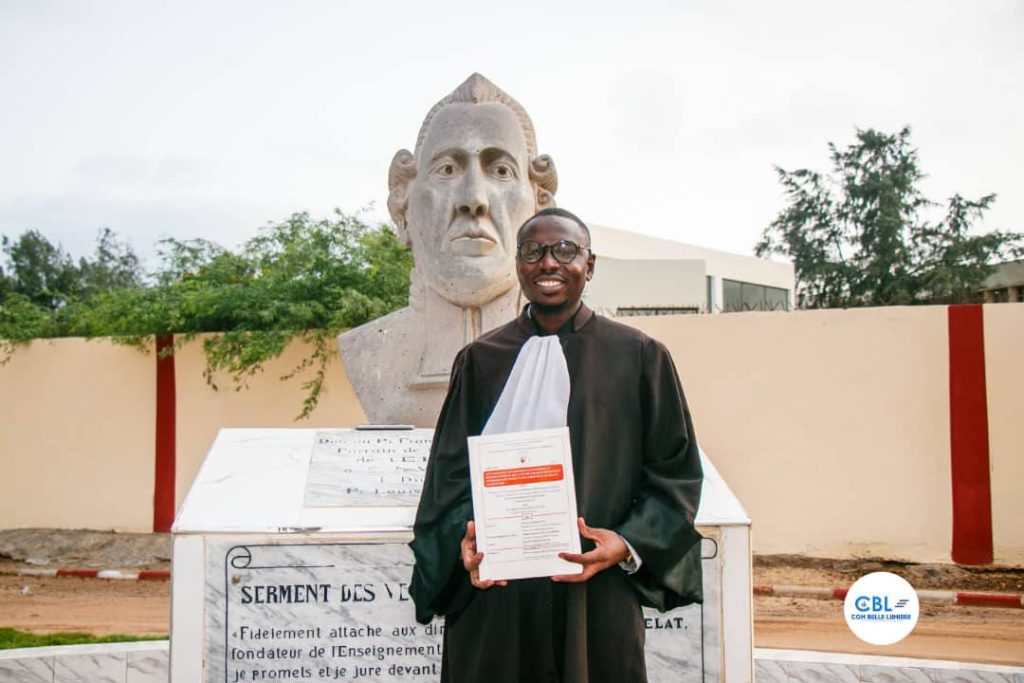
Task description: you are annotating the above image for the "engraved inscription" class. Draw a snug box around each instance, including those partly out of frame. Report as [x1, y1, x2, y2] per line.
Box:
[203, 538, 721, 682]
[304, 431, 433, 507]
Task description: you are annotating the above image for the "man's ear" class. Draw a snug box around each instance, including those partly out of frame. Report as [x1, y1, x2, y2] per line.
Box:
[586, 254, 596, 281]
[529, 154, 558, 210]
[387, 149, 417, 246]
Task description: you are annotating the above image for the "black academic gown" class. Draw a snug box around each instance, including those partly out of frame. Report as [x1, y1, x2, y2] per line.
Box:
[410, 305, 703, 683]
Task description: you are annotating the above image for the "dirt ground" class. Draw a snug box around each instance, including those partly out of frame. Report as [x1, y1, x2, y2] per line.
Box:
[1, 531, 1022, 666]
[752, 563, 1024, 666]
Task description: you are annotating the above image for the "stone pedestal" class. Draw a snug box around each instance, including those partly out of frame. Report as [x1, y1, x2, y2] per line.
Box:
[171, 429, 752, 682]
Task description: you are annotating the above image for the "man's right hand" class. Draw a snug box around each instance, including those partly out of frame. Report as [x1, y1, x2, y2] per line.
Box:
[461, 520, 507, 590]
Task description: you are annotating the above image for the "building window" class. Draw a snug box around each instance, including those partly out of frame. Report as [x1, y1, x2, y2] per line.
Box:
[722, 279, 790, 312]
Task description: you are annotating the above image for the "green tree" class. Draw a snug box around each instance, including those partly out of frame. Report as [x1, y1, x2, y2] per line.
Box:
[2, 211, 412, 415]
[1, 228, 143, 360]
[756, 127, 1023, 307]
[0, 228, 142, 311]
[1, 230, 82, 309]
[0, 293, 58, 353]
[68, 210, 412, 418]
[78, 228, 143, 297]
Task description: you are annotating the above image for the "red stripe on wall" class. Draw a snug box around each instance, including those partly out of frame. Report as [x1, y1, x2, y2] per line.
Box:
[153, 334, 177, 533]
[947, 305, 993, 565]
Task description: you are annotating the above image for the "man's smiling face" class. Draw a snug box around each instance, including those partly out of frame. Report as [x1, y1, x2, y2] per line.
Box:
[405, 102, 536, 307]
[516, 214, 595, 313]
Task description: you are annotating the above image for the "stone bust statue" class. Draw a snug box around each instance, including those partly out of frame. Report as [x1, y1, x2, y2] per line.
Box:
[338, 73, 558, 426]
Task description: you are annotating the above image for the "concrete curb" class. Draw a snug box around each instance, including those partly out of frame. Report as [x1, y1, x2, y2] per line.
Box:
[754, 584, 1024, 609]
[7, 567, 170, 581]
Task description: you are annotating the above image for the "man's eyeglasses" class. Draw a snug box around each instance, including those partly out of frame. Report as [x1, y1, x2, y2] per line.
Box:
[517, 240, 590, 264]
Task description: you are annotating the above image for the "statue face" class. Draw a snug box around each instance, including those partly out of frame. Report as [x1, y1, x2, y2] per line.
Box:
[405, 102, 536, 307]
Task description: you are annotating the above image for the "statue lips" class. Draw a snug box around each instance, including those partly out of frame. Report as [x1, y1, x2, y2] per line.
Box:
[448, 220, 500, 257]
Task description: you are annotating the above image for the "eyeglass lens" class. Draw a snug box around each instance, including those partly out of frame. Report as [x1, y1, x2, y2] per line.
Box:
[518, 240, 583, 264]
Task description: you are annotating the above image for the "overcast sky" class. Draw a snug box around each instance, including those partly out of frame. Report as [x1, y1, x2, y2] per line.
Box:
[1, 0, 1021, 268]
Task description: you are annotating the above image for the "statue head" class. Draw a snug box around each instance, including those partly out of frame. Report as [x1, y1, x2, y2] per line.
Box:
[387, 73, 558, 308]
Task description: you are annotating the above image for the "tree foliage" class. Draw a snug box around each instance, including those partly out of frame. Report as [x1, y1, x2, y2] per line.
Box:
[1, 228, 142, 310]
[1, 229, 142, 348]
[1, 211, 412, 418]
[756, 127, 1023, 308]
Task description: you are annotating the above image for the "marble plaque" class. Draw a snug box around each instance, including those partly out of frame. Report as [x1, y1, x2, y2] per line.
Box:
[644, 535, 721, 682]
[304, 431, 433, 507]
[204, 535, 720, 682]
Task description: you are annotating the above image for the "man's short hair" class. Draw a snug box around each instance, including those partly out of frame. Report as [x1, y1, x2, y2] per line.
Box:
[519, 207, 592, 245]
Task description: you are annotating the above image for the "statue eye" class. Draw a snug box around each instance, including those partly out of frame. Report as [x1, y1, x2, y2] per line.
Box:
[491, 162, 516, 180]
[432, 160, 459, 178]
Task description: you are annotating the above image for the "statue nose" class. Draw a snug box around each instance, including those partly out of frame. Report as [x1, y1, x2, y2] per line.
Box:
[456, 164, 489, 218]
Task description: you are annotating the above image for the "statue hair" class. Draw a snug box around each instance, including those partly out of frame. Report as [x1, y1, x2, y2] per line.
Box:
[415, 73, 538, 159]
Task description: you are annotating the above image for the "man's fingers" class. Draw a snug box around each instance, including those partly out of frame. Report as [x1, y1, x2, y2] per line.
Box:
[463, 550, 484, 572]
[558, 549, 599, 565]
[469, 567, 507, 590]
[466, 520, 476, 540]
[577, 516, 599, 540]
[468, 551, 483, 567]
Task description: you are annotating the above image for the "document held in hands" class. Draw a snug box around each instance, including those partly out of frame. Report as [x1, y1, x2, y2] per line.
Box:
[467, 426, 583, 581]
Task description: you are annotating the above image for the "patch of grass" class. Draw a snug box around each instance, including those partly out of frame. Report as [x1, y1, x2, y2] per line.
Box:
[0, 628, 167, 650]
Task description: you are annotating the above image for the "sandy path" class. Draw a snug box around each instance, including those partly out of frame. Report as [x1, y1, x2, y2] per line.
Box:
[755, 596, 1024, 666]
[1, 574, 170, 638]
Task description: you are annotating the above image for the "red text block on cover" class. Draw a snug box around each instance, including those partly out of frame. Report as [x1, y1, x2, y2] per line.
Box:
[483, 464, 564, 487]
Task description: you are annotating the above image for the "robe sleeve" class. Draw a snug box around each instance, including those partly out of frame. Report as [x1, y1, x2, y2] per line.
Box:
[409, 347, 480, 624]
[614, 337, 704, 612]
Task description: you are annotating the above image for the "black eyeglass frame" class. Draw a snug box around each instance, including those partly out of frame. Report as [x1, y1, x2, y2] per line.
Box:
[516, 239, 592, 264]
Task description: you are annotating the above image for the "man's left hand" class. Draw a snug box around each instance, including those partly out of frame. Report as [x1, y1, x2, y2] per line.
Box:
[551, 517, 629, 583]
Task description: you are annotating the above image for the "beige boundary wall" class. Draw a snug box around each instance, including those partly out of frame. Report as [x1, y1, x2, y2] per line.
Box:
[629, 307, 955, 563]
[982, 304, 1024, 565]
[0, 338, 156, 530]
[1, 306, 1021, 564]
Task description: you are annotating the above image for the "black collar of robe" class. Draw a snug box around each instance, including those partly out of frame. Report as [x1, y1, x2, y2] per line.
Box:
[518, 302, 594, 338]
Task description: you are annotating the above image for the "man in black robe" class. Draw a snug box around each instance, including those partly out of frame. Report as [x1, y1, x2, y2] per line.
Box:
[411, 208, 704, 682]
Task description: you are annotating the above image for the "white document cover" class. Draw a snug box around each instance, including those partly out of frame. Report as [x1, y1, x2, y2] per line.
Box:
[468, 426, 583, 581]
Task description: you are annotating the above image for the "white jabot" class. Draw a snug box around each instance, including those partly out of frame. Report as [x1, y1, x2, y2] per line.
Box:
[481, 335, 570, 435]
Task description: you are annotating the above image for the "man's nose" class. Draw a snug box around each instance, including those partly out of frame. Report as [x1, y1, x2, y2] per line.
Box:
[537, 248, 560, 270]
[456, 162, 489, 218]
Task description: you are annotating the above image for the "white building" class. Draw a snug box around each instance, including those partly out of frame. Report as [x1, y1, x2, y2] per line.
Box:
[584, 224, 795, 316]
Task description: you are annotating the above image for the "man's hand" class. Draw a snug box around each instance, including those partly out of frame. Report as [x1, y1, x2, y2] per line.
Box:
[461, 520, 507, 590]
[552, 517, 629, 583]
